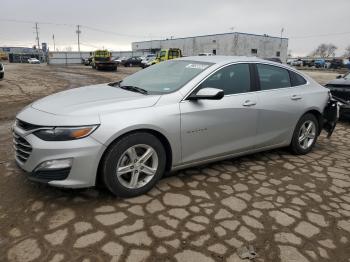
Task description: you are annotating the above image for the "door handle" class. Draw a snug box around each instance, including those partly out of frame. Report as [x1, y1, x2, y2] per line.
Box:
[291, 94, 302, 100]
[243, 100, 257, 107]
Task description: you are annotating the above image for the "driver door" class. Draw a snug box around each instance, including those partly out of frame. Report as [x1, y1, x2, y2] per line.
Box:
[180, 63, 259, 164]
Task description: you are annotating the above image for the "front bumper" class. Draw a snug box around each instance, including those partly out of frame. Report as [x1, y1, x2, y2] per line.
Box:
[13, 125, 106, 188]
[340, 104, 350, 118]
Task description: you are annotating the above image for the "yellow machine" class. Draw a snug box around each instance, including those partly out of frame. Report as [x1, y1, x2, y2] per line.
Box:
[148, 48, 182, 66]
[91, 50, 117, 71]
[0, 52, 8, 60]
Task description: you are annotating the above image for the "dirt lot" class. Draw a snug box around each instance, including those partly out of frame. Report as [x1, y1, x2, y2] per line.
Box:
[0, 63, 349, 262]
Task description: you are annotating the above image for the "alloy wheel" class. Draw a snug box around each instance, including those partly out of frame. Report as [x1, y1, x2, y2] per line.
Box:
[116, 144, 158, 189]
[298, 120, 316, 150]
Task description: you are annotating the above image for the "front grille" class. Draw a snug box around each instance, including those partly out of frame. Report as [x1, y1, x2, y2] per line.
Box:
[13, 131, 32, 163]
[16, 119, 42, 131]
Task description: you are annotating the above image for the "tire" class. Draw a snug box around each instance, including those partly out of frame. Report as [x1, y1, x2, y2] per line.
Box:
[290, 113, 319, 155]
[101, 132, 166, 197]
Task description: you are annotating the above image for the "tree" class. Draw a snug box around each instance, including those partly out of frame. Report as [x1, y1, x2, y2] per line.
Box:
[344, 45, 350, 57]
[311, 43, 337, 58]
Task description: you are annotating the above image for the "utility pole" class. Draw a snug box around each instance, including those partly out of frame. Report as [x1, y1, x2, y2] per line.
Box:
[34, 22, 41, 61]
[52, 34, 56, 51]
[280, 27, 284, 46]
[76, 25, 81, 58]
[35, 22, 40, 49]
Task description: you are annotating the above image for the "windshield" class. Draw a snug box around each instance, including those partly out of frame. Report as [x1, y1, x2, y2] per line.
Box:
[120, 60, 213, 94]
[344, 73, 350, 80]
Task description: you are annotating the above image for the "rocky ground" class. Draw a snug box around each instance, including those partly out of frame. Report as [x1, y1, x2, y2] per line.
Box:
[0, 63, 349, 262]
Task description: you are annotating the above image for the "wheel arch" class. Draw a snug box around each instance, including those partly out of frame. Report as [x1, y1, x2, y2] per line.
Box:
[95, 128, 173, 186]
[303, 108, 323, 135]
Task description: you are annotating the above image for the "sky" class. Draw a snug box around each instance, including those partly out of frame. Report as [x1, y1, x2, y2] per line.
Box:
[1, 0, 349, 57]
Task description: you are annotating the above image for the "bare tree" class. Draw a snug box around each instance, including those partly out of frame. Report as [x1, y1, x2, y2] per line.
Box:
[311, 43, 337, 58]
[344, 45, 350, 57]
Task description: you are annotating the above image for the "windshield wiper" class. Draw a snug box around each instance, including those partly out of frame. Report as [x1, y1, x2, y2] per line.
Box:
[119, 85, 148, 95]
[108, 81, 148, 95]
[108, 81, 122, 87]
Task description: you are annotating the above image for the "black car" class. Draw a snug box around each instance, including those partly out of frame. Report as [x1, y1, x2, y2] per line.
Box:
[329, 59, 344, 69]
[263, 57, 282, 63]
[122, 56, 142, 67]
[0, 63, 4, 80]
[325, 72, 350, 118]
[303, 59, 315, 67]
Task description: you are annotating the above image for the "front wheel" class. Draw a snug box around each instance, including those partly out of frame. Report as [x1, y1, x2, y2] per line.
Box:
[290, 113, 319, 155]
[101, 133, 166, 197]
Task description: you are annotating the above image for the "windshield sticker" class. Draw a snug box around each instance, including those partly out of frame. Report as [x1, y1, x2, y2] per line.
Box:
[186, 63, 209, 70]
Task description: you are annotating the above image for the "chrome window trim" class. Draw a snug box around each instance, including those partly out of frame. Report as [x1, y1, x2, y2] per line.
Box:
[181, 61, 310, 102]
[181, 61, 255, 101]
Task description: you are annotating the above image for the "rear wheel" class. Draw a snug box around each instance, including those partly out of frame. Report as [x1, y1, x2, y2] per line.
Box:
[290, 113, 319, 155]
[101, 133, 166, 197]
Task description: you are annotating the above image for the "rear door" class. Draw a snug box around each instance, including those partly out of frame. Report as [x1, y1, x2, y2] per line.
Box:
[254, 63, 307, 148]
[180, 63, 259, 164]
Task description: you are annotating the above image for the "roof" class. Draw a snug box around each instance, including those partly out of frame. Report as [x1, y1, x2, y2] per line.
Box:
[133, 32, 288, 44]
[178, 55, 265, 64]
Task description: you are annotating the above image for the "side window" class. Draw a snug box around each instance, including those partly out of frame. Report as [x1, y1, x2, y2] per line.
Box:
[257, 64, 291, 90]
[289, 71, 307, 86]
[199, 63, 251, 95]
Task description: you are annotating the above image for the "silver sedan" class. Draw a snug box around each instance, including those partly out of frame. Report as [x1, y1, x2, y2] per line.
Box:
[14, 56, 335, 197]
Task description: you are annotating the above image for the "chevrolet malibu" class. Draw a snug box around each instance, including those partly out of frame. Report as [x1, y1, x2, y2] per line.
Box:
[13, 56, 336, 197]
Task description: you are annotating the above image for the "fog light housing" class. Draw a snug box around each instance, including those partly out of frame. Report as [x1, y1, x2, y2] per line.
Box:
[35, 158, 73, 171]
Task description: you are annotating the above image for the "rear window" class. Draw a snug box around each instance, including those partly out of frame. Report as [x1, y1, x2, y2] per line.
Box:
[289, 71, 307, 86]
[257, 64, 291, 90]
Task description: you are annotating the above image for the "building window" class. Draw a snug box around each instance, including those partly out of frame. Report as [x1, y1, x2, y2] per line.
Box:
[276, 51, 281, 57]
[212, 40, 216, 43]
[212, 49, 216, 55]
[251, 49, 258, 54]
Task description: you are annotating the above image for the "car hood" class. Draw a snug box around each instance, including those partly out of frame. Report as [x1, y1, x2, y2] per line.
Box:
[327, 78, 350, 86]
[31, 83, 161, 116]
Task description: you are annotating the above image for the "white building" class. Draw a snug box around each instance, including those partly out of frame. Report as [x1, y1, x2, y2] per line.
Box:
[132, 32, 289, 62]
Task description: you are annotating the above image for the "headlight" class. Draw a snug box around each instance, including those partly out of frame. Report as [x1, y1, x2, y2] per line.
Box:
[33, 125, 99, 141]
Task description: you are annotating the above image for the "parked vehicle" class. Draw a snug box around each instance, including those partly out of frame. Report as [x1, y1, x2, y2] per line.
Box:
[82, 57, 92, 66]
[290, 59, 303, 67]
[147, 48, 183, 67]
[140, 54, 156, 64]
[122, 56, 143, 67]
[302, 59, 315, 67]
[0, 52, 8, 61]
[141, 56, 157, 68]
[0, 62, 4, 80]
[13, 56, 338, 197]
[28, 58, 40, 64]
[263, 57, 282, 63]
[114, 57, 128, 65]
[91, 50, 117, 71]
[314, 59, 326, 68]
[325, 72, 350, 118]
[329, 58, 344, 69]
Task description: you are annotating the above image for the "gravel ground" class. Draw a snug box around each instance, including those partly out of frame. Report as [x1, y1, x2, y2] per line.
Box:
[0, 63, 349, 262]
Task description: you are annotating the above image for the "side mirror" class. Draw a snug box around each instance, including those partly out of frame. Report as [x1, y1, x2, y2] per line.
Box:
[188, 87, 224, 100]
[336, 75, 342, 79]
